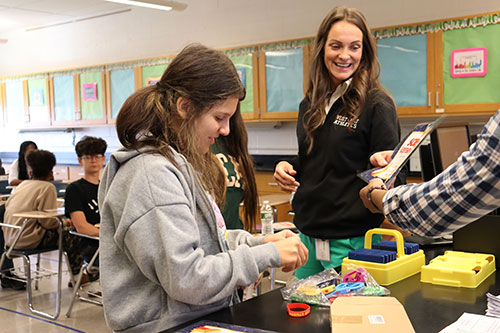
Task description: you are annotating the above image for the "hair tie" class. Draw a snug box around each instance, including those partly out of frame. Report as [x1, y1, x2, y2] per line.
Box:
[156, 81, 166, 90]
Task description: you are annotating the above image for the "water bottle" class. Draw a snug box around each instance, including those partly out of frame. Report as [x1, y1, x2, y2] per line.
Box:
[260, 200, 274, 236]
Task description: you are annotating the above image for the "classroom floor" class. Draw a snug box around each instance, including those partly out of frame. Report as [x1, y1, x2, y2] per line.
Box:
[0, 251, 295, 332]
[0, 251, 110, 333]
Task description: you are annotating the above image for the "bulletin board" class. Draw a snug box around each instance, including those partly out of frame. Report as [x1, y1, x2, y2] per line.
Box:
[265, 48, 303, 112]
[53, 75, 75, 121]
[4, 80, 25, 124]
[79, 71, 103, 120]
[27, 78, 49, 123]
[229, 54, 254, 115]
[110, 68, 135, 119]
[443, 23, 500, 105]
[377, 34, 427, 107]
[141, 64, 167, 88]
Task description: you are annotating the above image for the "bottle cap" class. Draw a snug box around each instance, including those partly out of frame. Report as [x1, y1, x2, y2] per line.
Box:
[262, 200, 270, 204]
[287, 302, 310, 318]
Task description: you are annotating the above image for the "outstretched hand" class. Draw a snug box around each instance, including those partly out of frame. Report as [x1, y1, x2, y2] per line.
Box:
[273, 161, 300, 193]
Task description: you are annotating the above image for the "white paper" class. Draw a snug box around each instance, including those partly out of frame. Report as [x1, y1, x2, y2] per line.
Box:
[439, 313, 500, 333]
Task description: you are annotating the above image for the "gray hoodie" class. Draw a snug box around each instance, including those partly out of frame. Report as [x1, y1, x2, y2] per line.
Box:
[98, 146, 281, 332]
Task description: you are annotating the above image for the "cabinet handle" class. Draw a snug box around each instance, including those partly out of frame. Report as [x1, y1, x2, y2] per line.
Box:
[428, 92, 431, 107]
[435, 91, 439, 107]
[268, 182, 279, 186]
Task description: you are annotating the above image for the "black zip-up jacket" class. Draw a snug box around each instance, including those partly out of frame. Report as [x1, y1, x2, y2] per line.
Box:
[290, 90, 404, 239]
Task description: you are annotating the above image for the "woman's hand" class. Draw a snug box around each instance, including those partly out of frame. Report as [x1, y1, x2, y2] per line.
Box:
[272, 234, 308, 272]
[273, 161, 300, 193]
[370, 150, 394, 167]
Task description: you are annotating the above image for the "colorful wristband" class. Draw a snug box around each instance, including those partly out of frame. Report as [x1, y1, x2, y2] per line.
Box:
[287, 302, 311, 318]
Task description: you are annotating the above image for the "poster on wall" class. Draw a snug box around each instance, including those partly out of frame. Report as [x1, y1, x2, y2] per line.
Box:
[82, 83, 97, 101]
[146, 77, 161, 86]
[31, 88, 45, 106]
[451, 47, 487, 78]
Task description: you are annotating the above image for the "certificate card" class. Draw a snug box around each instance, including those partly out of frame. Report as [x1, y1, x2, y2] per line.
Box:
[179, 320, 277, 333]
[358, 116, 445, 186]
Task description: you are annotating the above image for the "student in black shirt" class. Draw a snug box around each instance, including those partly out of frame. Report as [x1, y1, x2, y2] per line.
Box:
[65, 136, 107, 283]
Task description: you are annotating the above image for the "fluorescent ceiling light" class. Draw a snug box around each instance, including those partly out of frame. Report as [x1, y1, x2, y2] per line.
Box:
[105, 0, 180, 11]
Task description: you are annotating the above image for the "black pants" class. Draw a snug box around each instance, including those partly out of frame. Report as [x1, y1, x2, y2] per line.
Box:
[38, 228, 99, 277]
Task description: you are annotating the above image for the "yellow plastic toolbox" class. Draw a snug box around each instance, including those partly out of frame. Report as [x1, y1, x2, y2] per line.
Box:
[341, 228, 425, 286]
[420, 250, 496, 288]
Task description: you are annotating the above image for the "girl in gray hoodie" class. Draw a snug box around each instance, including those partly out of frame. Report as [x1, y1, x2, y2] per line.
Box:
[98, 44, 308, 332]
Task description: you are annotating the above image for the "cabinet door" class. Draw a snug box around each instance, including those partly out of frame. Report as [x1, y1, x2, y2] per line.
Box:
[442, 24, 500, 115]
[258, 45, 310, 120]
[229, 53, 260, 120]
[141, 64, 167, 88]
[51, 74, 77, 126]
[77, 71, 106, 125]
[105, 68, 136, 124]
[3, 80, 25, 126]
[24, 77, 51, 128]
[377, 33, 437, 116]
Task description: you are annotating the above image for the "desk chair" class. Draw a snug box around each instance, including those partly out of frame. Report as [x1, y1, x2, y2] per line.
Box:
[0, 210, 66, 320]
[66, 230, 101, 318]
[51, 181, 68, 198]
[0, 179, 12, 195]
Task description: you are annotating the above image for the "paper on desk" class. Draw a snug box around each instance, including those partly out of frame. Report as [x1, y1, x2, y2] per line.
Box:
[439, 312, 500, 333]
[487, 293, 500, 318]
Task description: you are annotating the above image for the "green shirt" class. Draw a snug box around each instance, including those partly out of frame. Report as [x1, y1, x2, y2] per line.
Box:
[211, 142, 244, 230]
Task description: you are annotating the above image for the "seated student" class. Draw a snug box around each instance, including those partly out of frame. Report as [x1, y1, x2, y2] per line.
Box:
[98, 44, 308, 332]
[0, 157, 5, 176]
[9, 141, 38, 186]
[359, 109, 500, 236]
[64, 136, 106, 286]
[3, 150, 82, 274]
[0, 205, 26, 290]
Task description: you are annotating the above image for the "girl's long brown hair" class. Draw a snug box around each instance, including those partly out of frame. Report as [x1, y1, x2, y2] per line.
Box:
[304, 6, 389, 153]
[116, 44, 245, 207]
[217, 111, 258, 231]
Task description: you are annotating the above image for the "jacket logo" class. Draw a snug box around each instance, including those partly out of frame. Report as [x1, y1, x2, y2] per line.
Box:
[333, 114, 358, 129]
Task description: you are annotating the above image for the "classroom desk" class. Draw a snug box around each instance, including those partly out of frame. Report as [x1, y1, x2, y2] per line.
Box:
[164, 245, 500, 333]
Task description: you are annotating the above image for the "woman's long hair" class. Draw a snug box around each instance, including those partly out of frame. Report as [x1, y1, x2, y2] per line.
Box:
[303, 6, 386, 153]
[217, 111, 258, 231]
[18, 141, 38, 180]
[116, 44, 245, 207]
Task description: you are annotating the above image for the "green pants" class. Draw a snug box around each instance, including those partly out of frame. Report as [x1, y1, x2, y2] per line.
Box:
[295, 232, 381, 279]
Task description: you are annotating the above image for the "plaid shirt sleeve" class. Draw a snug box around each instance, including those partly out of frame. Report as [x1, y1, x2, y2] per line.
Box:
[382, 110, 500, 237]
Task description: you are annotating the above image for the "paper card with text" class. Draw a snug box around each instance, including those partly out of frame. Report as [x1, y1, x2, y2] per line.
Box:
[358, 116, 445, 186]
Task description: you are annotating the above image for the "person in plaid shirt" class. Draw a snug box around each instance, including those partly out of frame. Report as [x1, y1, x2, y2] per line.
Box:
[360, 110, 500, 236]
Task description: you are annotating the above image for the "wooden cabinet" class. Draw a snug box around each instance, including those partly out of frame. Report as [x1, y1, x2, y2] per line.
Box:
[52, 165, 69, 182]
[375, 13, 500, 118]
[255, 171, 292, 223]
[255, 171, 282, 195]
[105, 67, 139, 124]
[228, 51, 260, 121]
[257, 42, 311, 121]
[68, 165, 84, 182]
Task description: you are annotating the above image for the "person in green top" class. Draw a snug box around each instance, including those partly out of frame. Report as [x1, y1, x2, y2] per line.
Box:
[211, 111, 258, 232]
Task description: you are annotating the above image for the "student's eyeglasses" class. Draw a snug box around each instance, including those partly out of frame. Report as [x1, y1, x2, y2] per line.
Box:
[81, 154, 104, 161]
